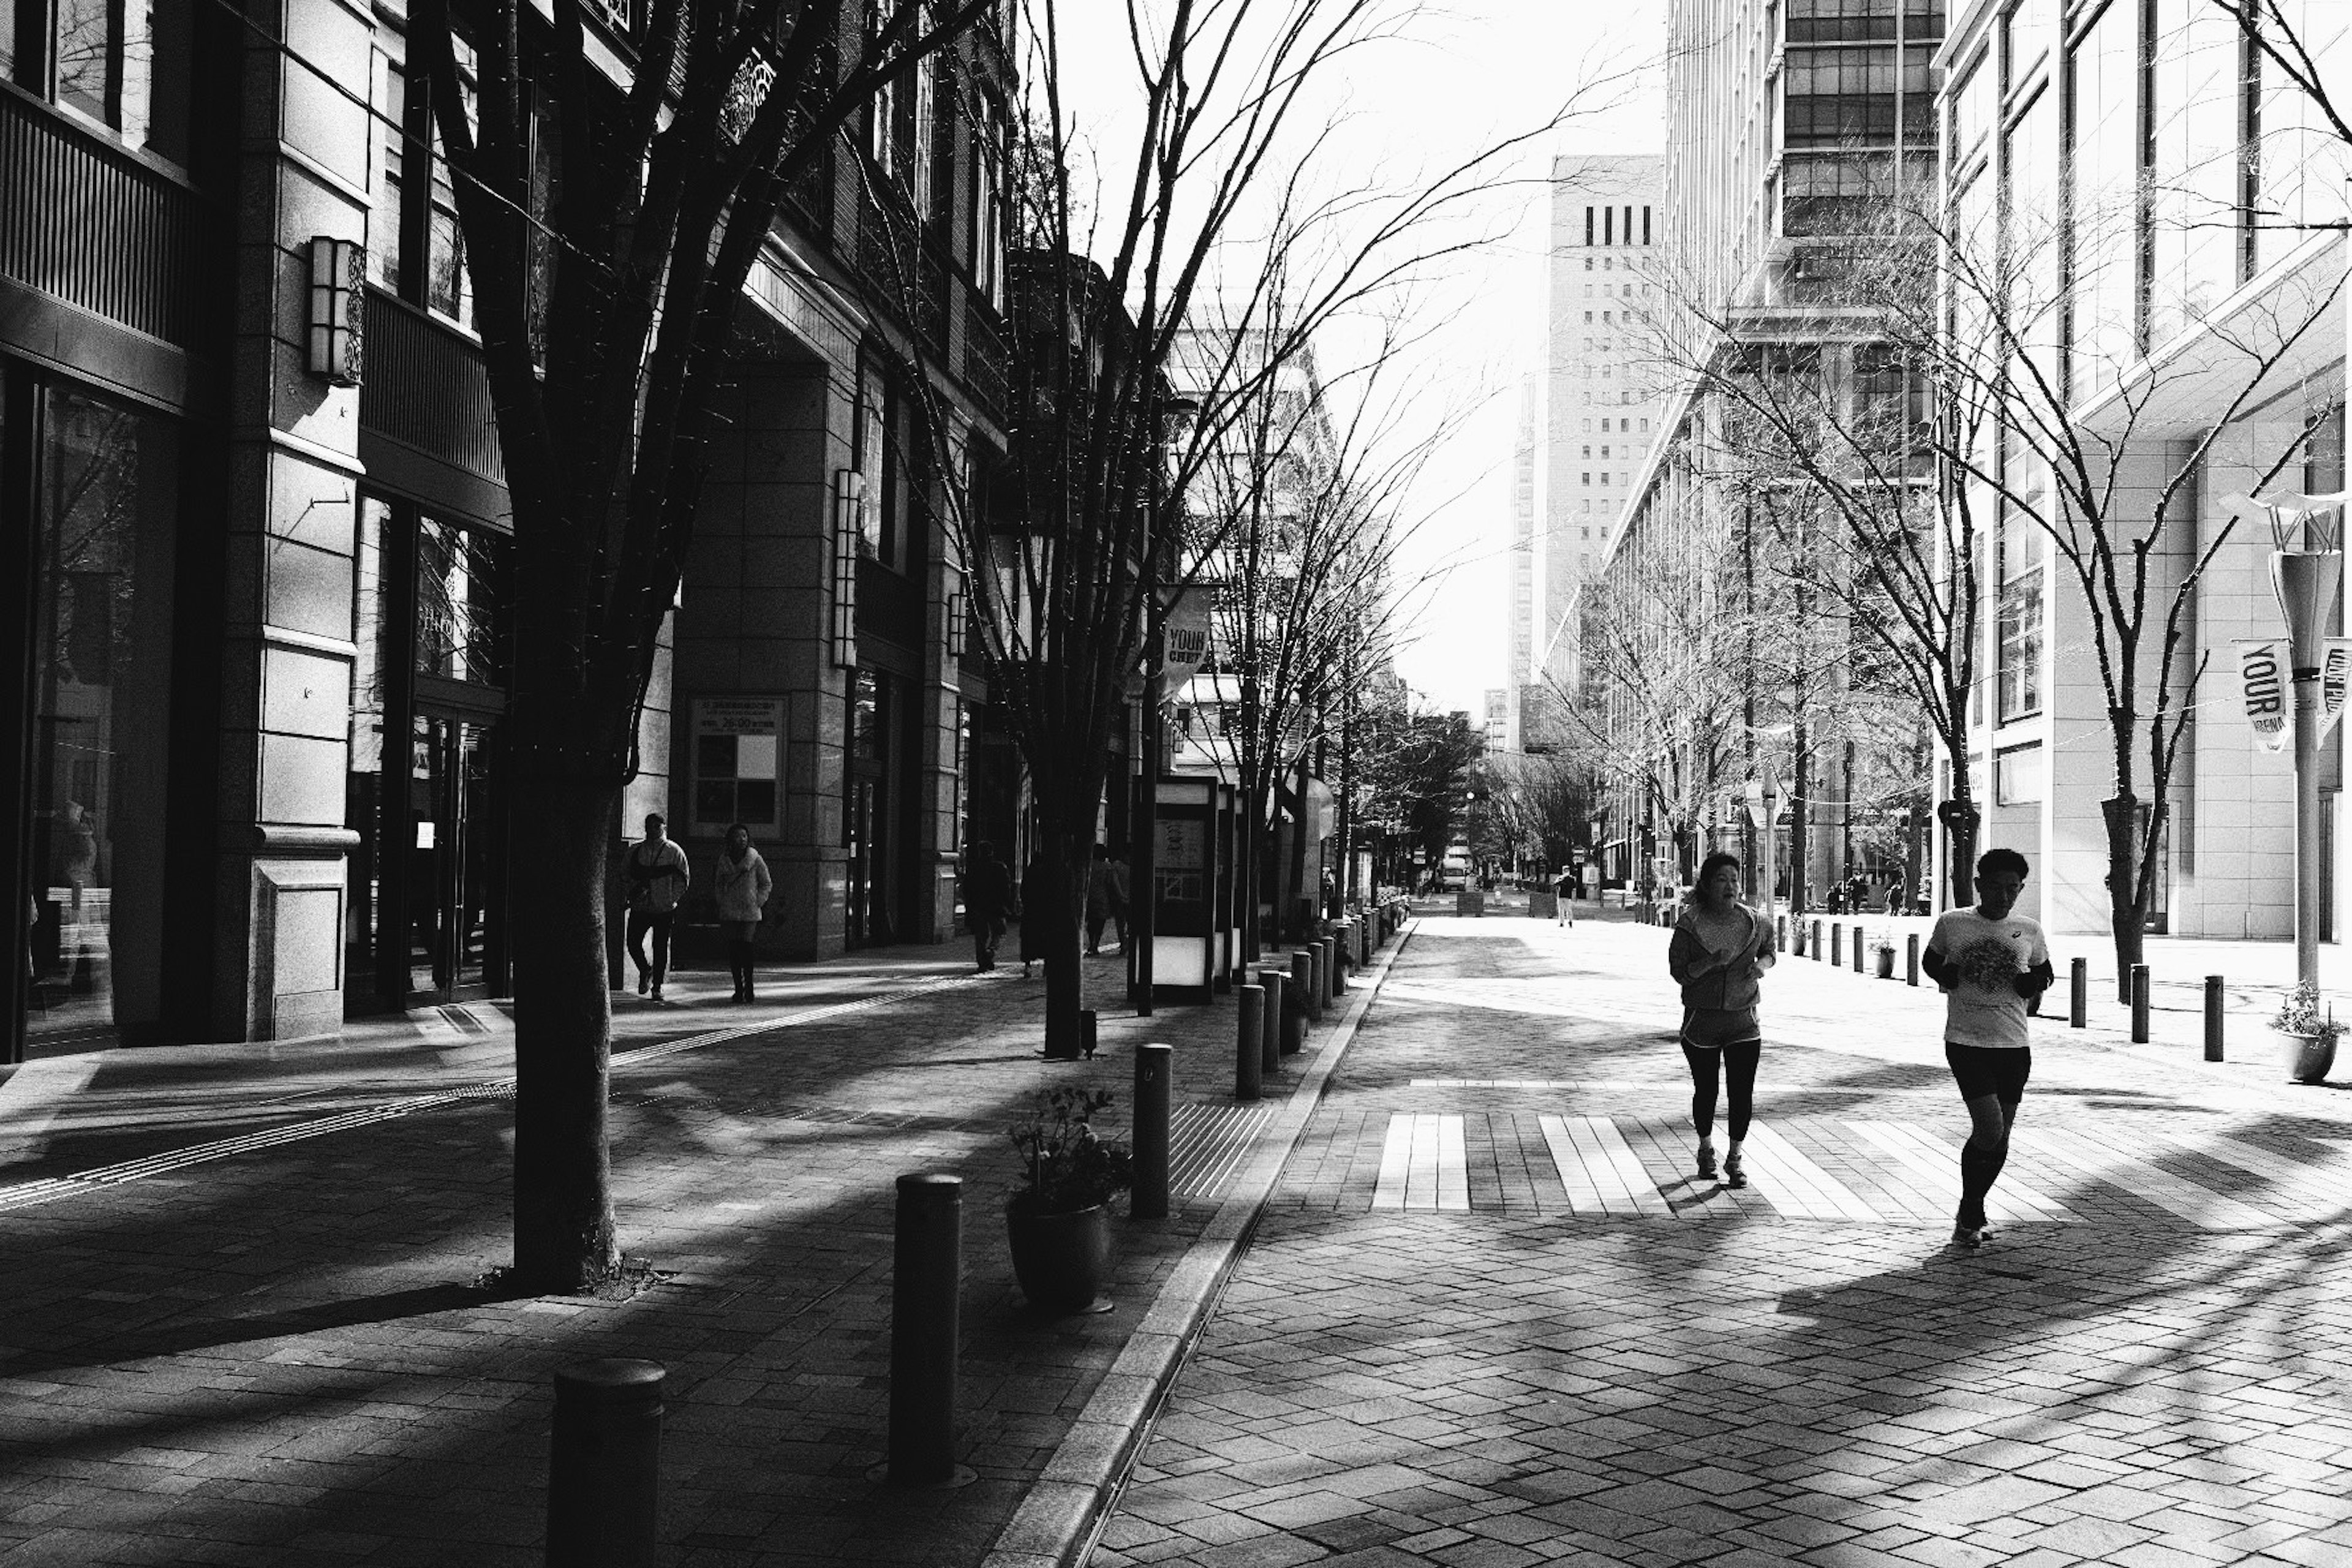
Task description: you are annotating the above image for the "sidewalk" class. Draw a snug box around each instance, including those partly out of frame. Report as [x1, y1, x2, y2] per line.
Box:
[1090, 910, 2352, 1568]
[0, 925, 1408, 1567]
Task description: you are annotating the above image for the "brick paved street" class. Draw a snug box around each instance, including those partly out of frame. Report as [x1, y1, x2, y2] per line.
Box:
[1091, 910, 2352, 1568]
[0, 937, 1381, 1567]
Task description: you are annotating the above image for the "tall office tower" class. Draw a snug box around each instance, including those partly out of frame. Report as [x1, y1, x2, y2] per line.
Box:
[1504, 377, 1542, 737]
[1542, 154, 1666, 690]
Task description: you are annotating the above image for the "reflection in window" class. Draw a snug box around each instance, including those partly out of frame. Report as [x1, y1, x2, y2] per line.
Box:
[415, 517, 510, 685]
[43, 0, 191, 161]
[28, 386, 179, 1040]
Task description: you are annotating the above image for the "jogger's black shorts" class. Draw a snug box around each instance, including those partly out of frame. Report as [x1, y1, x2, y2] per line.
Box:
[1945, 1042, 2031, 1105]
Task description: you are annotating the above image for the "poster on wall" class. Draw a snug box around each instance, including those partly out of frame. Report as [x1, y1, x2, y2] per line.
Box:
[2233, 639, 2289, 753]
[693, 696, 786, 832]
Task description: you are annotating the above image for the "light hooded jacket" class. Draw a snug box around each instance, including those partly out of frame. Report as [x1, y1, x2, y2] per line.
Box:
[714, 846, 773, 923]
[1666, 900, 1772, 1049]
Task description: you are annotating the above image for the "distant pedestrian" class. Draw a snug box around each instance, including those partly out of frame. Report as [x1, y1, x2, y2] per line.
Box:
[1085, 843, 1129, 955]
[623, 813, 690, 1002]
[1555, 867, 1575, 926]
[714, 824, 772, 1003]
[1667, 851, 1775, 1188]
[1920, 846, 2054, 1249]
[963, 842, 1011, 971]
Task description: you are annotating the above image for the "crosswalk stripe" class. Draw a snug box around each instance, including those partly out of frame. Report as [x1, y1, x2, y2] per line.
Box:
[1536, 1115, 1608, 1213]
[1740, 1125, 1880, 1221]
[1848, 1120, 2079, 1223]
[1566, 1115, 1675, 1216]
[2012, 1127, 2282, 1231]
[1371, 1114, 1414, 1210]
[1437, 1115, 1469, 1211]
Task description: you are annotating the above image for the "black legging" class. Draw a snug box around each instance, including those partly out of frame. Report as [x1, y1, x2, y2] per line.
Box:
[1682, 1041, 1760, 1142]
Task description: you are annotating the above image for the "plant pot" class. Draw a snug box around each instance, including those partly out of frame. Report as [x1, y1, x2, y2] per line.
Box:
[2280, 1030, 2337, 1085]
[1006, 1199, 1114, 1314]
[1874, 948, 1895, 979]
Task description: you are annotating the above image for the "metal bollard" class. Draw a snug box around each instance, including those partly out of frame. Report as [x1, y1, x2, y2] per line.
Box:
[2205, 974, 2225, 1062]
[548, 1359, 665, 1567]
[1811, 919, 1822, 959]
[2070, 957, 2087, 1027]
[2130, 964, 2150, 1044]
[1291, 951, 1317, 1032]
[884, 1174, 962, 1488]
[1831, 924, 1843, 968]
[1324, 936, 1344, 998]
[1257, 968, 1285, 1071]
[1905, 932, 1919, 986]
[1303, 948, 1325, 1022]
[1277, 965, 1306, 1056]
[1236, 985, 1264, 1101]
[1776, 914, 1787, 953]
[1133, 1044, 1171, 1219]
[1852, 925, 1863, 973]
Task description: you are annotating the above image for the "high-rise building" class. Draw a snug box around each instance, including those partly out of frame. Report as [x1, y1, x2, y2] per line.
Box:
[1483, 690, 1513, 753]
[1540, 155, 1667, 689]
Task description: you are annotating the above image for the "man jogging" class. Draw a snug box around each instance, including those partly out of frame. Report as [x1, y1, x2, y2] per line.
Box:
[1920, 846, 2054, 1248]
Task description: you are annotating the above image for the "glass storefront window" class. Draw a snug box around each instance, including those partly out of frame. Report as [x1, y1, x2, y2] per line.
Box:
[416, 514, 510, 685]
[26, 385, 179, 1042]
[23, 0, 193, 163]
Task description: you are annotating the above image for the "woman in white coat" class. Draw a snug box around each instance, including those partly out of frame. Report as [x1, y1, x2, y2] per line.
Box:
[714, 823, 773, 1003]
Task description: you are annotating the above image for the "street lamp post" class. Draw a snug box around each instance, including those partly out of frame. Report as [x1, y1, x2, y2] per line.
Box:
[2231, 489, 2346, 992]
[1744, 771, 1782, 938]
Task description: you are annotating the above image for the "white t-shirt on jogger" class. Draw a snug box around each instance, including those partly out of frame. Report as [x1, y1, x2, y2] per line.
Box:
[1926, 907, 2050, 1050]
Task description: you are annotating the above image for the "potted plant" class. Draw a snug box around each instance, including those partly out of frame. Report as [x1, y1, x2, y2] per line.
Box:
[1871, 930, 1898, 980]
[2269, 981, 2343, 1085]
[1006, 1087, 1134, 1314]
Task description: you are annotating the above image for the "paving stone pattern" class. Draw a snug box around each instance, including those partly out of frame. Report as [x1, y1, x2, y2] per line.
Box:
[1092, 916, 2352, 1567]
[0, 945, 1346, 1567]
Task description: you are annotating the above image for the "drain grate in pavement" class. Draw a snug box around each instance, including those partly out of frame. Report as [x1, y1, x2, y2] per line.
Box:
[1169, 1103, 1276, 1199]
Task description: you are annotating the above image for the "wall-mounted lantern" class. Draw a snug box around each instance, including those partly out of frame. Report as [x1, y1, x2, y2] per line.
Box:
[306, 237, 366, 387]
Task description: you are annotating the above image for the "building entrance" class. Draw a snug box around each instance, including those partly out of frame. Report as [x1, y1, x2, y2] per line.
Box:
[404, 712, 506, 1001]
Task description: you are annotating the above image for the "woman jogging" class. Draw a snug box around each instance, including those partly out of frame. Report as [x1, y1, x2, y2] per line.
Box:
[1667, 851, 1776, 1188]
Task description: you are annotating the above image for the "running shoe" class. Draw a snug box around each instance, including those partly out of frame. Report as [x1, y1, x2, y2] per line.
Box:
[1950, 1223, 1987, 1248]
[1723, 1154, 1747, 1189]
[1695, 1142, 1718, 1180]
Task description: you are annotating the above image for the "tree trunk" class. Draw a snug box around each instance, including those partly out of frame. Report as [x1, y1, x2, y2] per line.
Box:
[2103, 793, 2145, 1004]
[509, 767, 620, 1294]
[1036, 827, 1090, 1060]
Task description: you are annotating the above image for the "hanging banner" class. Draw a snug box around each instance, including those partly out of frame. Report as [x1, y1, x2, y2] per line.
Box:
[2322, 639, 2352, 741]
[2234, 638, 2290, 753]
[1155, 589, 1214, 703]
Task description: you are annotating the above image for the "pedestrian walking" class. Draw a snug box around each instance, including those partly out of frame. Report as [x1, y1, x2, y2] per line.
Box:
[1085, 843, 1129, 955]
[1666, 850, 1775, 1188]
[623, 813, 690, 1002]
[1920, 846, 2054, 1249]
[1555, 867, 1576, 927]
[963, 842, 1011, 971]
[714, 823, 772, 1003]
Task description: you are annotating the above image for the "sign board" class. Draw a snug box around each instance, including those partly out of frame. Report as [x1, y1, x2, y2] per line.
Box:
[2233, 639, 2290, 753]
[692, 696, 786, 831]
[1155, 589, 1214, 703]
[1155, 816, 1208, 907]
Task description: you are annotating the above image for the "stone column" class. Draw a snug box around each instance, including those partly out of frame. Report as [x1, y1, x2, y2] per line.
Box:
[211, 0, 376, 1040]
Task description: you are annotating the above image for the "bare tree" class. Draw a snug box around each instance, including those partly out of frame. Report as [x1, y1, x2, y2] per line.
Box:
[410, 0, 993, 1290]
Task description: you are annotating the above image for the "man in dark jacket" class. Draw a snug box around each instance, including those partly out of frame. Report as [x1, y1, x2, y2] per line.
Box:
[964, 842, 1012, 971]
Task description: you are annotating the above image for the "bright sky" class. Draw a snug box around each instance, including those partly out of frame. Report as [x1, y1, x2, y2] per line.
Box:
[1054, 1, 1672, 717]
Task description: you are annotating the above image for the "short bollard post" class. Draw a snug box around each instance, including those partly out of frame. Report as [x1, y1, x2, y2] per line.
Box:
[548, 1359, 665, 1567]
[1851, 925, 1863, 973]
[1277, 967, 1306, 1056]
[1831, 924, 1843, 968]
[1302, 948, 1325, 1022]
[1236, 985, 1264, 1100]
[1905, 933, 1919, 986]
[1776, 915, 1787, 952]
[1133, 1044, 1171, 1220]
[2130, 964, 2151, 1044]
[2205, 974, 2225, 1062]
[2070, 957, 2088, 1027]
[884, 1174, 963, 1488]
[1324, 936, 1344, 997]
[1258, 968, 1285, 1071]
[1291, 951, 1317, 1034]
[1811, 919, 1822, 959]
